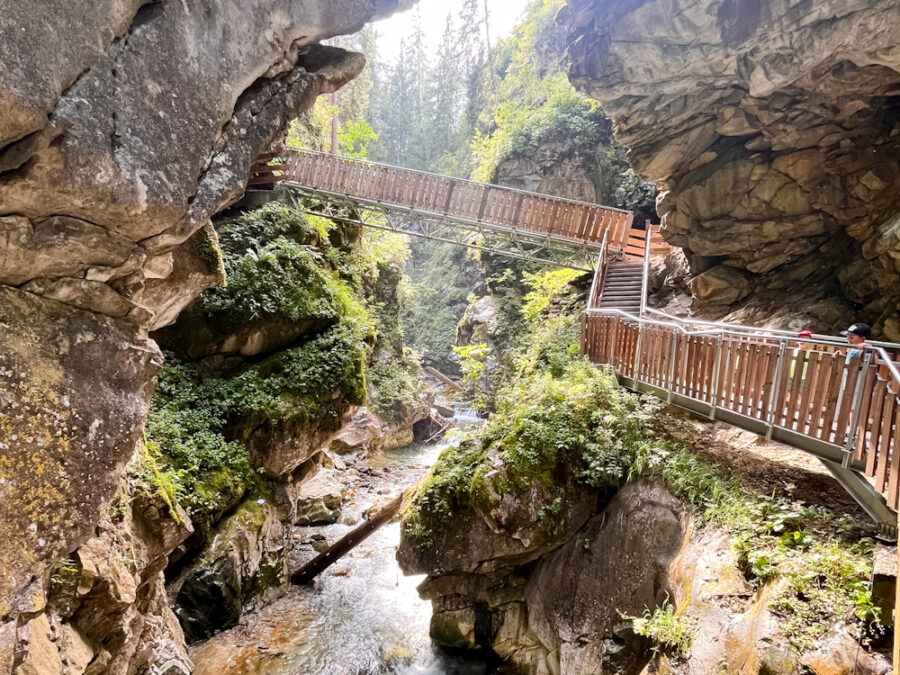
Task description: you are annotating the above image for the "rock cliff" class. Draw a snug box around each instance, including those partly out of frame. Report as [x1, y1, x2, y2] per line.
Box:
[0, 0, 409, 669]
[398, 398, 892, 674]
[563, 0, 900, 337]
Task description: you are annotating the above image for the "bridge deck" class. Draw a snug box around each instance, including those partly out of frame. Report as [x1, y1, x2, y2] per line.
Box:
[249, 150, 634, 253]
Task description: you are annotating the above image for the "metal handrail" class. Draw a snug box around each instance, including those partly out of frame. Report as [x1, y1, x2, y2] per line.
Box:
[588, 229, 609, 310]
[639, 222, 652, 316]
[643, 306, 900, 352]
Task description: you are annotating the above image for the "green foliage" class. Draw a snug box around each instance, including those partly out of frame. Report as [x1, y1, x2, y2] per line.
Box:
[198, 240, 342, 326]
[400, 436, 492, 544]
[49, 557, 80, 592]
[143, 361, 256, 522]
[368, 351, 427, 424]
[472, 75, 607, 182]
[146, 204, 379, 523]
[405, 240, 483, 370]
[631, 598, 697, 658]
[453, 343, 493, 410]
[521, 268, 585, 322]
[197, 204, 361, 330]
[216, 202, 328, 259]
[190, 224, 227, 284]
[402, 360, 627, 545]
[339, 119, 379, 158]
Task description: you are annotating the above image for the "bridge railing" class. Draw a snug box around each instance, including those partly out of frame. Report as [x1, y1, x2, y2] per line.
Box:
[249, 150, 634, 250]
[582, 309, 900, 512]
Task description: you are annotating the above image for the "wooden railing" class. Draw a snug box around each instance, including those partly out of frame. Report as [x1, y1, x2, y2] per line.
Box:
[249, 150, 634, 249]
[623, 223, 670, 261]
[582, 310, 900, 512]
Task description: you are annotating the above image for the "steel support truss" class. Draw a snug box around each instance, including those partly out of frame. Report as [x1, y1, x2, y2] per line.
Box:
[242, 186, 602, 271]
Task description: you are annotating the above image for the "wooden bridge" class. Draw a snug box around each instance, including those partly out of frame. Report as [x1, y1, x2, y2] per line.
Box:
[247, 149, 637, 269]
[583, 232, 900, 532]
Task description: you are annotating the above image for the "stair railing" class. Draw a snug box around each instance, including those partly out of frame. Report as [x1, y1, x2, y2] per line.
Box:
[587, 228, 609, 311]
[639, 221, 652, 318]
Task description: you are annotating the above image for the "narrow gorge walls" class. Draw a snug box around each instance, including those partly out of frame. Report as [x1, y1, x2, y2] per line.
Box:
[0, 0, 409, 666]
[563, 0, 900, 335]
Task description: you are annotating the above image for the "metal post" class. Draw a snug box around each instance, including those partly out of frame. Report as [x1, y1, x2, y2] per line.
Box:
[708, 334, 724, 420]
[610, 317, 619, 370]
[843, 350, 873, 467]
[640, 221, 652, 317]
[765, 339, 788, 440]
[634, 321, 644, 381]
[587, 254, 603, 311]
[666, 329, 678, 403]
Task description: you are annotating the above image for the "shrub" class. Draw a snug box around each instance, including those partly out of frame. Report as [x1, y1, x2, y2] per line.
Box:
[632, 598, 697, 658]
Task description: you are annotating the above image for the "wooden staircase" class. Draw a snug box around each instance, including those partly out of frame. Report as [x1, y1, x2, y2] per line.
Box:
[597, 261, 644, 315]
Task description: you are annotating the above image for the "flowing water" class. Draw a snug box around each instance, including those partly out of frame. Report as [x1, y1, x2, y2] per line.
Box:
[190, 432, 491, 675]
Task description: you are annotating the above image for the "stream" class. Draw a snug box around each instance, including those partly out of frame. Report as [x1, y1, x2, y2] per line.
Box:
[189, 422, 492, 675]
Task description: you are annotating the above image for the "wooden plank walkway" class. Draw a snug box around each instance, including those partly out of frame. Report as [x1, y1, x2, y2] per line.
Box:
[582, 309, 900, 521]
[249, 150, 634, 251]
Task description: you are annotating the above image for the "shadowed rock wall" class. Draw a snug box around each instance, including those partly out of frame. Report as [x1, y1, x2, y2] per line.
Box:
[563, 0, 900, 336]
[0, 0, 408, 667]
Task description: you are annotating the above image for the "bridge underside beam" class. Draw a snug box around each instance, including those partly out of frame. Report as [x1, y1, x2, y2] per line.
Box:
[243, 187, 602, 271]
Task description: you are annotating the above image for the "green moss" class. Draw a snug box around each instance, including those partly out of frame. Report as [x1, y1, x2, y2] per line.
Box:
[368, 352, 426, 424]
[190, 223, 227, 285]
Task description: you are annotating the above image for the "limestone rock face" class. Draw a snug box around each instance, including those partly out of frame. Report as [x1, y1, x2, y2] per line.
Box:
[523, 482, 686, 673]
[17, 471, 197, 675]
[0, 0, 410, 664]
[0, 287, 161, 620]
[563, 0, 900, 336]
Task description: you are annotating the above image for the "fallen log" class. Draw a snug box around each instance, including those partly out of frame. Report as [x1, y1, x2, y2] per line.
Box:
[290, 490, 408, 585]
[424, 366, 464, 393]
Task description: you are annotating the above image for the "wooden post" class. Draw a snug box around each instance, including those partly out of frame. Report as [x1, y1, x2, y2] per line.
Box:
[765, 339, 788, 438]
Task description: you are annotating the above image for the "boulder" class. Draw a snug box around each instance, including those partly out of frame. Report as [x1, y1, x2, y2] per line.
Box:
[800, 624, 892, 675]
[15, 613, 62, 675]
[690, 265, 753, 306]
[398, 446, 604, 576]
[172, 496, 289, 643]
[329, 406, 387, 455]
[289, 469, 346, 526]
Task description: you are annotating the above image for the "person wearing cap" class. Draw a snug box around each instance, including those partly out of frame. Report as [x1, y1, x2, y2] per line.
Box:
[841, 323, 872, 364]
